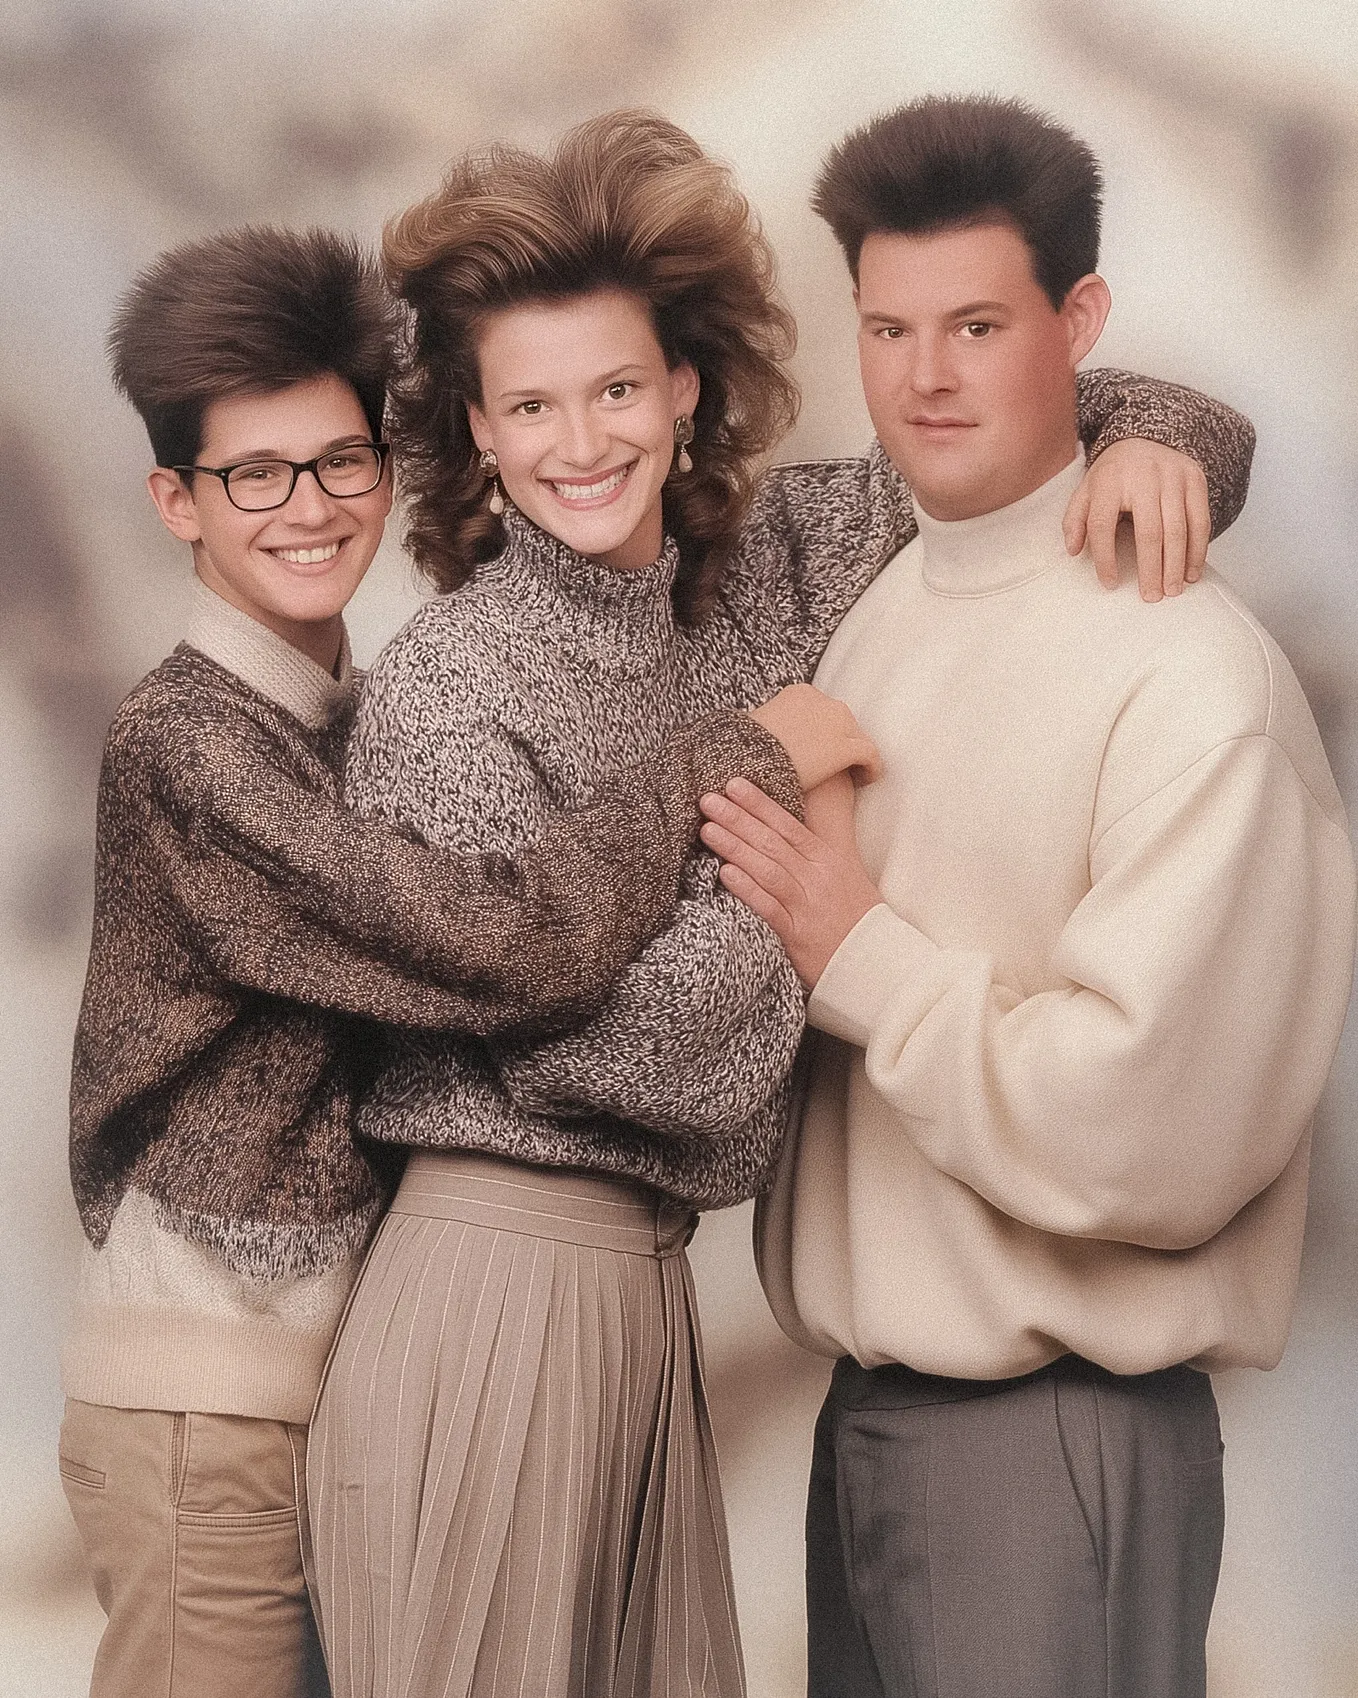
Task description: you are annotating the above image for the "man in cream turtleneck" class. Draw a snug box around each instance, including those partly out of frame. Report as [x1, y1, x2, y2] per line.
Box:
[700, 96, 1356, 1698]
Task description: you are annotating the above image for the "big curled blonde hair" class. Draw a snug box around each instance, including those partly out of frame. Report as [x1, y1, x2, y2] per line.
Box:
[384, 110, 799, 621]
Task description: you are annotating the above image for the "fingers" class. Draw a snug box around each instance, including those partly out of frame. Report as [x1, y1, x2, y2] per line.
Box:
[1079, 441, 1218, 600]
[710, 776, 821, 851]
[1184, 466, 1210, 583]
[716, 862, 791, 934]
[819, 704, 880, 788]
[699, 800, 802, 875]
[1082, 483, 1122, 590]
[1159, 484, 1188, 598]
[850, 736, 884, 784]
[1062, 480, 1090, 559]
[700, 818, 803, 904]
[1131, 487, 1164, 603]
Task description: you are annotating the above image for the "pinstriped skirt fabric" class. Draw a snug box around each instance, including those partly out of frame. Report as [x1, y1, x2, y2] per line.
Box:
[307, 1151, 745, 1698]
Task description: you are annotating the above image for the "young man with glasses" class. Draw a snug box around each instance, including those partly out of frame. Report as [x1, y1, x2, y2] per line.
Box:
[58, 224, 863, 1698]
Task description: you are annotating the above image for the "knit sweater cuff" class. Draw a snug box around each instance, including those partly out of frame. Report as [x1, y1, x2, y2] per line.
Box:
[807, 902, 940, 1046]
[685, 712, 804, 821]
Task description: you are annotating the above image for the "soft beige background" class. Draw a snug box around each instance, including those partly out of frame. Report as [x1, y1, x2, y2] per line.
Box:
[1, 1, 1354, 1693]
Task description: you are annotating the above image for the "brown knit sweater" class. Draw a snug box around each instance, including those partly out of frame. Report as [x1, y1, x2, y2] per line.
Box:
[63, 587, 798, 1418]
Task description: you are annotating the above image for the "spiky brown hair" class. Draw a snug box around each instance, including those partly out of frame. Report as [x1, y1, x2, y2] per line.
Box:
[109, 225, 396, 469]
[814, 95, 1103, 308]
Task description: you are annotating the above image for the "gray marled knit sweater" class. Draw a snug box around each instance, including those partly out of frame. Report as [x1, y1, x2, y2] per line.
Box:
[347, 513, 810, 1208]
[347, 372, 1256, 1209]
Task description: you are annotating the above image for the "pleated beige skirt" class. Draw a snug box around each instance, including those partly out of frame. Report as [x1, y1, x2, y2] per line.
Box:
[307, 1150, 745, 1698]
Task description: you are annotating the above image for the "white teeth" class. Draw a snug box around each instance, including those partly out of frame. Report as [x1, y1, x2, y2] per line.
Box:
[273, 543, 341, 564]
[551, 467, 630, 501]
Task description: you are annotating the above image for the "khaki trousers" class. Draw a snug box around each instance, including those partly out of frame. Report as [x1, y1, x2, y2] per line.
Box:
[59, 1399, 329, 1698]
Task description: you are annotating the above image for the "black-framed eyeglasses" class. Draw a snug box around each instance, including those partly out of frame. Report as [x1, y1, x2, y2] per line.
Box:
[172, 441, 390, 512]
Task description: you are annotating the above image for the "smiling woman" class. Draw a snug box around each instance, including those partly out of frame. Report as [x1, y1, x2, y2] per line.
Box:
[467, 288, 699, 571]
[381, 109, 798, 618]
[305, 110, 821, 1698]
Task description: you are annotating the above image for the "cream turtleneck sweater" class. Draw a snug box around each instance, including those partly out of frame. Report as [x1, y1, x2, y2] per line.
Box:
[756, 455, 1356, 1378]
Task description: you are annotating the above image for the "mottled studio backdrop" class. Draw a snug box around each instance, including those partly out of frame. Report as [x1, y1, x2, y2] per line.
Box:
[1, 1, 1354, 1693]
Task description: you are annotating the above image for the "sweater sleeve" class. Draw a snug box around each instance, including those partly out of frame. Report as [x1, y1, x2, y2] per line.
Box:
[806, 734, 1355, 1251]
[495, 852, 808, 1137]
[742, 370, 1255, 677]
[1075, 367, 1255, 536]
[166, 704, 796, 1039]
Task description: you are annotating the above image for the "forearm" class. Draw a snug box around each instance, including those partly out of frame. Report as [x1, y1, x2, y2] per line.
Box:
[1076, 367, 1254, 537]
[739, 450, 919, 675]
[186, 711, 800, 1038]
[498, 867, 806, 1136]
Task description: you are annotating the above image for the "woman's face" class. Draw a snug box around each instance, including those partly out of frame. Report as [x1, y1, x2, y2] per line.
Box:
[467, 288, 699, 571]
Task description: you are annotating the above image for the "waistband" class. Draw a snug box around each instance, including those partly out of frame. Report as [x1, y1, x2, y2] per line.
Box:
[391, 1150, 698, 1259]
[830, 1352, 1205, 1411]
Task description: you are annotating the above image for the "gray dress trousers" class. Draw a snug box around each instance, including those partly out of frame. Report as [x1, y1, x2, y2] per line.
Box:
[806, 1353, 1225, 1698]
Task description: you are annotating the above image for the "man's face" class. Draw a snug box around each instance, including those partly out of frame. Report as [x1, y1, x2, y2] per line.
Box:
[854, 222, 1106, 521]
[149, 373, 392, 652]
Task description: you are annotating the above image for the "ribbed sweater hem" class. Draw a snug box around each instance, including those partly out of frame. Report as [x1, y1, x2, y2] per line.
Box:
[60, 1303, 336, 1424]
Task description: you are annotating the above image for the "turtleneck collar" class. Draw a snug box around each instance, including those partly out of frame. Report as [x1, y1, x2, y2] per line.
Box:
[477, 507, 679, 674]
[915, 452, 1086, 598]
[186, 577, 352, 730]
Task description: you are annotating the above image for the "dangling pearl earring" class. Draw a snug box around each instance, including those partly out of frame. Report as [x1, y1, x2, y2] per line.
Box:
[673, 415, 695, 475]
[479, 448, 506, 515]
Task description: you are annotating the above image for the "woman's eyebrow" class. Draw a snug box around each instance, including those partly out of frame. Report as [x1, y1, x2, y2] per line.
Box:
[495, 364, 649, 402]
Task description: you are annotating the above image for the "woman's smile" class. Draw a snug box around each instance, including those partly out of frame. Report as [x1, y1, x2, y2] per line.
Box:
[468, 288, 699, 573]
[544, 461, 636, 505]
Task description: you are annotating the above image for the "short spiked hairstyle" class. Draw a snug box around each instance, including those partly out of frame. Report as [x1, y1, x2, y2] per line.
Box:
[383, 109, 798, 622]
[108, 225, 397, 470]
[813, 95, 1103, 309]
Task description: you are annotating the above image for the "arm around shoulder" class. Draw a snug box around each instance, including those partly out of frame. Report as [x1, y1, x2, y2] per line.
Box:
[1075, 367, 1255, 538]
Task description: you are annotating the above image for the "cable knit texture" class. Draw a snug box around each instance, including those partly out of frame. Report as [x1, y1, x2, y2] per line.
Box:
[346, 369, 1255, 1208]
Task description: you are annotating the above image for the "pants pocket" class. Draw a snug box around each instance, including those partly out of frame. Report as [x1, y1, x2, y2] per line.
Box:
[58, 1399, 111, 1490]
[176, 1412, 302, 1518]
[58, 1456, 107, 1490]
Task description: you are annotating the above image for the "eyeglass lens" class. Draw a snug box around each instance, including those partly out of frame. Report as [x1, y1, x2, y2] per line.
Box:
[225, 446, 384, 510]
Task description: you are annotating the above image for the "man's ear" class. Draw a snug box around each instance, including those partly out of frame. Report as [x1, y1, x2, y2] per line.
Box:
[1062, 273, 1112, 367]
[146, 467, 202, 543]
